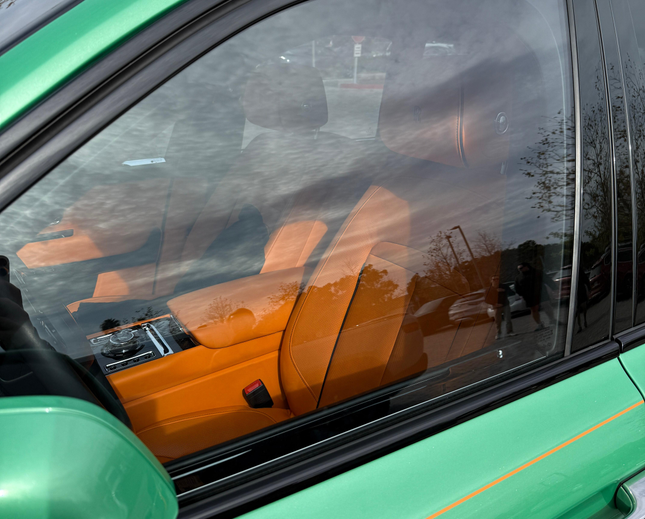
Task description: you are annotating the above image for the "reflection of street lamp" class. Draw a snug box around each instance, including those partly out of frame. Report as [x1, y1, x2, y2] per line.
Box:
[445, 234, 465, 279]
[450, 225, 485, 290]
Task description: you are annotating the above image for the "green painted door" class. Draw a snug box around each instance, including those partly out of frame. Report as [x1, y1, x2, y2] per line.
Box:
[242, 359, 645, 519]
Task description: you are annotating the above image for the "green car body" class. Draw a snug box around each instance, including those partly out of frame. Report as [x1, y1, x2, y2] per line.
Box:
[3, 0, 645, 517]
[0, 0, 189, 131]
[0, 396, 177, 518]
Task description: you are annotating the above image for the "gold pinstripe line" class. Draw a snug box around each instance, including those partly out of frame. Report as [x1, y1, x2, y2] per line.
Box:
[426, 400, 645, 519]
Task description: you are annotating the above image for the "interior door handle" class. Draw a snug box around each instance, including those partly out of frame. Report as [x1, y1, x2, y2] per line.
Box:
[617, 473, 645, 517]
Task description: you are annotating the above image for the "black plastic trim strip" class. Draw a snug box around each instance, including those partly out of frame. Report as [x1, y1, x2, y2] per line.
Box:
[177, 341, 618, 519]
[616, 324, 645, 352]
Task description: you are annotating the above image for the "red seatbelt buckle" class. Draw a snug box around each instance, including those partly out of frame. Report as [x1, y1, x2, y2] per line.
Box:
[242, 379, 274, 409]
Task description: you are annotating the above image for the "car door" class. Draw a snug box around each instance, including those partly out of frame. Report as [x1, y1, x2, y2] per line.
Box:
[2, 0, 645, 518]
[609, 0, 645, 442]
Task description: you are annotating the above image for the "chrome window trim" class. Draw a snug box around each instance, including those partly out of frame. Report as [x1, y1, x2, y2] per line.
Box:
[565, 0, 583, 356]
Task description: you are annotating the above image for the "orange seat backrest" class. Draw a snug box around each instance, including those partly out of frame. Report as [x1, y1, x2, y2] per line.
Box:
[280, 48, 515, 416]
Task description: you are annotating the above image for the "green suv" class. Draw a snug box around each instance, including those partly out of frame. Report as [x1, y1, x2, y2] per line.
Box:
[3, 0, 645, 517]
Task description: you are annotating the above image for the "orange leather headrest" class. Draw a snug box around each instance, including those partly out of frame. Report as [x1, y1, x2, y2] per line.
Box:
[378, 54, 513, 168]
[243, 64, 328, 132]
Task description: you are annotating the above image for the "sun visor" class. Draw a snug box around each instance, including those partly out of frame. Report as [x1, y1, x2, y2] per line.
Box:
[243, 64, 328, 132]
[378, 54, 513, 168]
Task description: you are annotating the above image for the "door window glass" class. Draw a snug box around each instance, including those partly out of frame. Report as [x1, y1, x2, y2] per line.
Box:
[569, 0, 614, 351]
[619, 0, 645, 327]
[0, 0, 574, 462]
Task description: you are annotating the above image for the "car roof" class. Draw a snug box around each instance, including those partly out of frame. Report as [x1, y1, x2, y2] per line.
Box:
[0, 0, 83, 56]
[0, 0, 190, 133]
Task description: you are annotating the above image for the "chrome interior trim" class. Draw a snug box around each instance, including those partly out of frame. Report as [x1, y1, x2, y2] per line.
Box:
[143, 324, 167, 357]
[149, 322, 173, 355]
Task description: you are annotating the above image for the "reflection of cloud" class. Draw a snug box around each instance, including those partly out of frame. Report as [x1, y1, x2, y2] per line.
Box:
[0, 0, 575, 369]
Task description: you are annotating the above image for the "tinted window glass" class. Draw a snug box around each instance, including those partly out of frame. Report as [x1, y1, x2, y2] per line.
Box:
[570, 0, 613, 351]
[619, 0, 645, 326]
[595, 0, 634, 335]
[0, 0, 573, 462]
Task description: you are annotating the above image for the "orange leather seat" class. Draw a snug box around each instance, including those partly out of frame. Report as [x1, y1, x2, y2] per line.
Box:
[118, 65, 370, 460]
[134, 47, 519, 461]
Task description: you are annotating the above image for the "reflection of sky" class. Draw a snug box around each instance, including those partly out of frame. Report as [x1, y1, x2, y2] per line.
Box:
[0, 0, 573, 358]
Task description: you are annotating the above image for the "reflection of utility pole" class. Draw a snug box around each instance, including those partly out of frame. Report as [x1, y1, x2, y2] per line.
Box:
[450, 225, 485, 289]
[312, 40, 316, 68]
[445, 234, 465, 279]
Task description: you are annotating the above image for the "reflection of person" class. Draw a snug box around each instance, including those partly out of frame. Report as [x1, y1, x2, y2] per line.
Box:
[485, 275, 513, 339]
[577, 270, 591, 332]
[514, 262, 556, 331]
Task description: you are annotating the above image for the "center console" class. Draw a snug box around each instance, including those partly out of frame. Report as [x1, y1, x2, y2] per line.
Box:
[88, 315, 195, 375]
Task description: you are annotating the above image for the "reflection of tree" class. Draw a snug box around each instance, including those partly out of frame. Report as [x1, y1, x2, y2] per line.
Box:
[266, 281, 303, 311]
[206, 296, 244, 323]
[520, 110, 575, 236]
[0, 0, 16, 9]
[520, 69, 609, 272]
[423, 231, 468, 289]
[308, 264, 401, 322]
[623, 54, 645, 259]
[619, 53, 645, 307]
[99, 306, 164, 331]
[474, 230, 503, 258]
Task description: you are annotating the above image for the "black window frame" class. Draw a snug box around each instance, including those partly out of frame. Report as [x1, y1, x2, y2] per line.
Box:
[0, 0, 627, 517]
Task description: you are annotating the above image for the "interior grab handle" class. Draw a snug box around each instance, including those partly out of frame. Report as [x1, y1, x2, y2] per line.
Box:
[617, 473, 645, 517]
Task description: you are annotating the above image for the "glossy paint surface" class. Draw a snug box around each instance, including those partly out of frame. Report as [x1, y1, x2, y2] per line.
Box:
[619, 344, 645, 400]
[242, 359, 645, 519]
[0, 395, 177, 518]
[0, 0, 191, 131]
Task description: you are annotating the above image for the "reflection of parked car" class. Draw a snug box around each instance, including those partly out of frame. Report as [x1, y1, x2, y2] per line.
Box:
[423, 41, 457, 56]
[448, 289, 489, 323]
[551, 266, 572, 300]
[589, 249, 612, 302]
[588, 244, 635, 300]
[486, 283, 528, 319]
[617, 244, 634, 297]
[275, 35, 392, 77]
[414, 294, 460, 335]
